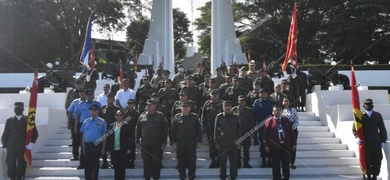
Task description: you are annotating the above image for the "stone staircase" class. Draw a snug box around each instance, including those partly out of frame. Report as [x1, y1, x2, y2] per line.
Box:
[27, 112, 366, 179]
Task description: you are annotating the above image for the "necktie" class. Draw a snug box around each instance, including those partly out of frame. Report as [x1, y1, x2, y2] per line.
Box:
[278, 118, 285, 143]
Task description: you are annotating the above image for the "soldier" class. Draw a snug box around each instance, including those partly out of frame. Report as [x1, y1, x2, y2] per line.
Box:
[173, 65, 185, 90]
[201, 89, 223, 168]
[247, 81, 261, 107]
[238, 66, 253, 95]
[2, 102, 39, 180]
[224, 76, 246, 107]
[99, 93, 120, 169]
[254, 68, 274, 94]
[296, 67, 308, 111]
[171, 101, 203, 180]
[67, 89, 86, 161]
[247, 60, 257, 82]
[151, 93, 167, 116]
[226, 66, 236, 77]
[123, 99, 140, 169]
[193, 63, 206, 86]
[158, 79, 179, 141]
[135, 75, 157, 112]
[232, 96, 255, 168]
[270, 83, 288, 107]
[82, 63, 99, 91]
[151, 67, 163, 87]
[135, 99, 168, 180]
[181, 75, 202, 113]
[214, 67, 225, 88]
[353, 99, 388, 180]
[281, 79, 296, 108]
[219, 76, 232, 100]
[157, 70, 170, 90]
[202, 78, 219, 102]
[252, 88, 274, 168]
[65, 78, 83, 147]
[199, 72, 211, 96]
[214, 101, 242, 180]
[172, 91, 194, 117]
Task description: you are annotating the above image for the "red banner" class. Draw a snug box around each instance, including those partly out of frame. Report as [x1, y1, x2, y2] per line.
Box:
[24, 69, 38, 167]
[351, 65, 367, 174]
[282, 2, 298, 72]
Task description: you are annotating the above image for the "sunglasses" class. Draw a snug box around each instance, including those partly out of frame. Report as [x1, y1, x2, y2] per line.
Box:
[115, 114, 123, 117]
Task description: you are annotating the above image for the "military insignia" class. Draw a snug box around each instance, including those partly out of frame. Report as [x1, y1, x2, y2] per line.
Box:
[96, 121, 102, 126]
[102, 109, 107, 114]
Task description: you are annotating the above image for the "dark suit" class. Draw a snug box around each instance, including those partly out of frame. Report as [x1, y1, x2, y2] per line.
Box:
[269, 92, 287, 107]
[263, 116, 296, 180]
[106, 122, 131, 180]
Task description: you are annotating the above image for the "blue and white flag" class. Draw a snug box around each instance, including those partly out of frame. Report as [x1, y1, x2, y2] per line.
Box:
[80, 14, 93, 71]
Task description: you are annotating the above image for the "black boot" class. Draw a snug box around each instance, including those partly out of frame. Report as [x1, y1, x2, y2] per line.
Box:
[243, 161, 252, 168]
[209, 160, 218, 168]
[238, 160, 241, 169]
[260, 158, 266, 168]
[267, 157, 272, 168]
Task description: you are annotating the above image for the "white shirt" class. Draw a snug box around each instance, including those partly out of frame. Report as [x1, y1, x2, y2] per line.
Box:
[115, 88, 135, 108]
[97, 93, 108, 107]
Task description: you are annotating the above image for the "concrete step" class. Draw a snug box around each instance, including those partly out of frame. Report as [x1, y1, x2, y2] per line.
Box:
[298, 116, 320, 121]
[299, 120, 323, 126]
[297, 111, 315, 116]
[299, 126, 329, 132]
[299, 131, 335, 138]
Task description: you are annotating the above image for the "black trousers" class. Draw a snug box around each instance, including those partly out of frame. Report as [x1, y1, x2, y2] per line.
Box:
[141, 145, 162, 179]
[127, 138, 136, 164]
[219, 146, 238, 179]
[177, 146, 197, 180]
[74, 123, 84, 166]
[84, 142, 102, 180]
[290, 129, 298, 164]
[6, 146, 26, 179]
[111, 150, 127, 180]
[365, 141, 383, 176]
[238, 138, 251, 163]
[270, 144, 291, 180]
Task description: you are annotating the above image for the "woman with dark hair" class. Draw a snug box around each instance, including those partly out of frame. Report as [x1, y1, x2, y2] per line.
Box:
[106, 110, 132, 180]
[281, 97, 299, 169]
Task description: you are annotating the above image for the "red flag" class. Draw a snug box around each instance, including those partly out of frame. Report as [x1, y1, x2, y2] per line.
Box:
[351, 65, 367, 174]
[90, 44, 96, 69]
[247, 51, 251, 63]
[263, 59, 268, 76]
[25, 69, 38, 167]
[119, 63, 123, 88]
[282, 2, 298, 72]
[234, 63, 239, 75]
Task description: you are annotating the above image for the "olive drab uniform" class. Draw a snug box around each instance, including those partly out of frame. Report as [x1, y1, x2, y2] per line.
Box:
[201, 99, 223, 167]
[238, 76, 253, 95]
[219, 83, 230, 100]
[172, 73, 184, 90]
[214, 75, 225, 88]
[254, 77, 274, 94]
[247, 90, 259, 107]
[135, 85, 157, 112]
[232, 105, 255, 167]
[123, 108, 140, 168]
[181, 86, 202, 113]
[247, 71, 258, 83]
[214, 112, 242, 180]
[171, 113, 203, 180]
[224, 87, 246, 107]
[135, 111, 168, 179]
[193, 72, 205, 86]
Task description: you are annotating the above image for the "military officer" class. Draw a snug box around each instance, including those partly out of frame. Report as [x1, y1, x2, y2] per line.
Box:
[157, 70, 170, 90]
[181, 75, 202, 113]
[247, 60, 257, 82]
[224, 76, 246, 107]
[238, 66, 253, 95]
[193, 63, 206, 86]
[173, 65, 185, 90]
[214, 101, 242, 180]
[281, 79, 296, 108]
[247, 81, 261, 107]
[199, 72, 211, 95]
[201, 89, 223, 168]
[135, 99, 168, 180]
[135, 75, 157, 112]
[171, 101, 202, 180]
[254, 68, 274, 94]
[123, 99, 140, 168]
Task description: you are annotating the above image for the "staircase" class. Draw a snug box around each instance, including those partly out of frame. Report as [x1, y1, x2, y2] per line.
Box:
[28, 111, 366, 179]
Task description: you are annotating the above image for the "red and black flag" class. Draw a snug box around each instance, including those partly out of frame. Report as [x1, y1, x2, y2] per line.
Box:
[25, 69, 38, 167]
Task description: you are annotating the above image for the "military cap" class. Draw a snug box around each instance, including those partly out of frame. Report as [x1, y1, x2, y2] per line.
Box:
[238, 95, 246, 101]
[281, 79, 288, 84]
[180, 101, 192, 107]
[249, 60, 256, 66]
[164, 79, 173, 83]
[89, 104, 100, 110]
[232, 76, 239, 81]
[204, 72, 211, 77]
[258, 88, 266, 93]
[127, 99, 135, 104]
[187, 75, 194, 80]
[363, 98, 373, 104]
[210, 78, 217, 83]
[107, 92, 115, 98]
[211, 89, 219, 94]
[216, 67, 222, 71]
[146, 99, 157, 105]
[142, 75, 150, 80]
[162, 70, 170, 75]
[85, 89, 94, 95]
[225, 75, 233, 79]
[223, 100, 232, 106]
[180, 91, 188, 96]
[240, 66, 248, 71]
[151, 93, 159, 98]
[14, 102, 24, 108]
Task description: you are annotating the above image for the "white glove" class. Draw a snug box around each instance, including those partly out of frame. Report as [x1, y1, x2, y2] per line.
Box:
[26, 142, 35, 150]
[382, 143, 386, 148]
[356, 138, 362, 145]
[3, 148, 6, 153]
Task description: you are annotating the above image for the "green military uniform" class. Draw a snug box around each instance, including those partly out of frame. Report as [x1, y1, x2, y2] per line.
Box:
[219, 83, 231, 100]
[171, 111, 202, 180]
[238, 76, 253, 95]
[181, 86, 202, 113]
[254, 76, 274, 94]
[201, 98, 223, 168]
[224, 86, 246, 107]
[135, 84, 157, 112]
[247, 90, 259, 107]
[123, 101, 140, 168]
[173, 73, 184, 90]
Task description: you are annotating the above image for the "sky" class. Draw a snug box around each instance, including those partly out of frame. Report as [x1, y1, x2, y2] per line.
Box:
[92, 0, 209, 46]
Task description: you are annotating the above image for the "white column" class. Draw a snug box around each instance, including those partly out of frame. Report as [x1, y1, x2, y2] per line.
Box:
[211, 0, 247, 75]
[138, 0, 174, 77]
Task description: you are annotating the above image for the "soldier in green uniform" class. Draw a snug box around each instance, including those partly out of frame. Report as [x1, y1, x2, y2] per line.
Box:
[98, 93, 120, 168]
[202, 78, 219, 102]
[247, 81, 261, 107]
[219, 76, 233, 100]
[201, 89, 223, 168]
[135, 75, 157, 112]
[238, 66, 253, 95]
[232, 95, 255, 168]
[214, 101, 242, 180]
[254, 69, 274, 94]
[247, 60, 258, 82]
[181, 75, 202, 113]
[123, 99, 140, 169]
[157, 70, 170, 90]
[193, 63, 206, 86]
[171, 101, 203, 180]
[158, 79, 179, 141]
[224, 76, 246, 107]
[65, 78, 83, 147]
[135, 99, 168, 180]
[214, 67, 225, 88]
[199, 72, 211, 96]
[173, 65, 185, 90]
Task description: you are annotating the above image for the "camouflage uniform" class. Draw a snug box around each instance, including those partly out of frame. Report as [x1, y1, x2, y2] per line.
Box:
[224, 87, 246, 107]
[181, 86, 202, 113]
[135, 85, 157, 112]
[238, 76, 253, 95]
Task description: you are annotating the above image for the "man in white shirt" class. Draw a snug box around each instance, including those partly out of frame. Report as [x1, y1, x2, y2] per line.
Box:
[97, 84, 110, 107]
[115, 79, 136, 110]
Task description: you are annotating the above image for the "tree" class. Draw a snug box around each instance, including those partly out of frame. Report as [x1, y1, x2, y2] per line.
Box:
[194, 1, 211, 57]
